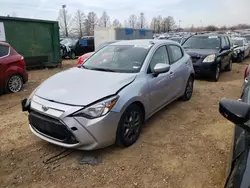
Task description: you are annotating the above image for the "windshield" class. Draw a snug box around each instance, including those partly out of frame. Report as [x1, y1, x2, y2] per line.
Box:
[233, 39, 243, 47]
[183, 36, 220, 49]
[61, 38, 77, 46]
[170, 38, 182, 43]
[243, 36, 250, 41]
[83, 44, 151, 73]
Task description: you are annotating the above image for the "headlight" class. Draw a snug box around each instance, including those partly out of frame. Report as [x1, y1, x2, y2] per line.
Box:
[235, 49, 241, 53]
[203, 54, 216, 63]
[28, 87, 39, 101]
[73, 96, 119, 119]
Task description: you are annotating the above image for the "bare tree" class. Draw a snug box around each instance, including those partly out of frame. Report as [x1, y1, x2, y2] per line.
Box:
[138, 13, 147, 29]
[150, 17, 158, 33]
[124, 20, 128, 27]
[58, 8, 72, 37]
[84, 12, 98, 36]
[113, 19, 122, 28]
[165, 16, 176, 32]
[205, 25, 218, 31]
[128, 14, 137, 28]
[99, 11, 111, 27]
[156, 16, 162, 33]
[73, 10, 85, 38]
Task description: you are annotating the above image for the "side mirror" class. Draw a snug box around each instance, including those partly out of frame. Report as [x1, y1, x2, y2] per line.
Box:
[153, 63, 170, 76]
[219, 99, 250, 126]
[222, 46, 230, 51]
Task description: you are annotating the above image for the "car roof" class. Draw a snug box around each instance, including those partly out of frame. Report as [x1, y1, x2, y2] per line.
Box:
[0, 41, 10, 46]
[193, 33, 226, 37]
[110, 39, 178, 46]
[232, 37, 245, 40]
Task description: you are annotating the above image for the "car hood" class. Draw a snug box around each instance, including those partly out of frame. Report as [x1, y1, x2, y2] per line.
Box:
[234, 46, 244, 51]
[35, 68, 136, 106]
[185, 49, 219, 58]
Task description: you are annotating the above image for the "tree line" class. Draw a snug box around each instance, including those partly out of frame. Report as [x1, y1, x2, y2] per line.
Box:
[58, 9, 178, 38]
[58, 8, 250, 38]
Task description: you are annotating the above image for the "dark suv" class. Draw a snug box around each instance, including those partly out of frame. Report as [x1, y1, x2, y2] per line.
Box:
[60, 36, 95, 59]
[182, 34, 233, 81]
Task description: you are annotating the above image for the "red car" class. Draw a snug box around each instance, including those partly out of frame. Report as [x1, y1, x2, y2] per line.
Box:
[76, 41, 118, 66]
[244, 65, 250, 79]
[0, 42, 28, 93]
[76, 52, 93, 66]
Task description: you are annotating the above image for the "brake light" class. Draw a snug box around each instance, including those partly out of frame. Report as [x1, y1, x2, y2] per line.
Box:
[244, 66, 250, 79]
[20, 56, 24, 64]
[76, 56, 84, 66]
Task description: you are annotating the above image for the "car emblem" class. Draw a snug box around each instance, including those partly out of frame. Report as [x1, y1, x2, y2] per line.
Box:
[42, 105, 49, 112]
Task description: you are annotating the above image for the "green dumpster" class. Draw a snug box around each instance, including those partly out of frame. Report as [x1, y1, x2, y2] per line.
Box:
[0, 16, 61, 68]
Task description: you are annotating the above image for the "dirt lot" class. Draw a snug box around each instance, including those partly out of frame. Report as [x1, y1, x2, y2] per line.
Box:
[1, 59, 250, 188]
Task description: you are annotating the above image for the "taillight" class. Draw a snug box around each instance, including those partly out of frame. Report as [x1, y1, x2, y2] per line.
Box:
[244, 66, 250, 79]
[76, 57, 84, 66]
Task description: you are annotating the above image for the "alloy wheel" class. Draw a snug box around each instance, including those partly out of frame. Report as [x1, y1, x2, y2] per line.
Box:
[8, 75, 23, 93]
[186, 78, 193, 99]
[215, 65, 220, 80]
[123, 111, 141, 142]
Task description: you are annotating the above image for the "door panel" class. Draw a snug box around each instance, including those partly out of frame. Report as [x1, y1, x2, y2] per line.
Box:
[147, 45, 174, 114]
[147, 72, 172, 114]
[168, 45, 187, 97]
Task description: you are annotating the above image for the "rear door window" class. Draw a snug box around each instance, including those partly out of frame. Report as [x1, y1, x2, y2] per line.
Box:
[0, 45, 9, 57]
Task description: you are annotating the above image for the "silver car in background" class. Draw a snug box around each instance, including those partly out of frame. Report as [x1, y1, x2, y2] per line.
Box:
[22, 40, 194, 150]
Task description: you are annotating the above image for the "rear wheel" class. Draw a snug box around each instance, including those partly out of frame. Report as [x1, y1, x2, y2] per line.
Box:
[212, 64, 221, 82]
[238, 53, 244, 63]
[182, 76, 194, 101]
[6, 75, 23, 93]
[116, 104, 143, 147]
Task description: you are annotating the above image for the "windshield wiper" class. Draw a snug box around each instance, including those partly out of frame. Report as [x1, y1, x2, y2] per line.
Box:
[89, 67, 117, 72]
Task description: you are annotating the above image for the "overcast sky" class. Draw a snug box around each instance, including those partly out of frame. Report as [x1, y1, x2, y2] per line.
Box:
[1, 0, 250, 27]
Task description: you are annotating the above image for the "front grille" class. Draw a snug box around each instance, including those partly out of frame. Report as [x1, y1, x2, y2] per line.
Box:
[29, 111, 78, 144]
[191, 56, 201, 63]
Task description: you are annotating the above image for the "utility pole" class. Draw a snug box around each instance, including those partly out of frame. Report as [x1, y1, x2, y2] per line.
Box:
[140, 13, 143, 29]
[62, 4, 68, 37]
[179, 20, 181, 32]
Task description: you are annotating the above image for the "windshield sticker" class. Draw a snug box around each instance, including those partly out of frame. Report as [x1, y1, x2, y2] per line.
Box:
[208, 36, 218, 39]
[134, 44, 152, 49]
[133, 66, 140, 69]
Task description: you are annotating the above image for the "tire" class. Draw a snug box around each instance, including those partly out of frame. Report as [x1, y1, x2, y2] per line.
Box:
[70, 52, 76, 59]
[182, 76, 194, 101]
[212, 64, 221, 82]
[225, 59, 232, 72]
[116, 104, 144, 147]
[6, 74, 23, 93]
[238, 53, 244, 63]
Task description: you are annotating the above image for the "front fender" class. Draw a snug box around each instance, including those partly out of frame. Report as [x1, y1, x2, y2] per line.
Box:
[111, 74, 150, 119]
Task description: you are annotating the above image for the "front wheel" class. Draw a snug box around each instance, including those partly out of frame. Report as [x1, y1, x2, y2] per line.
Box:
[6, 75, 23, 93]
[116, 104, 144, 147]
[212, 64, 221, 82]
[182, 76, 194, 101]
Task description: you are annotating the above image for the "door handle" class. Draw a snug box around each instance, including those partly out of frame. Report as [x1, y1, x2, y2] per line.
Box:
[170, 72, 174, 77]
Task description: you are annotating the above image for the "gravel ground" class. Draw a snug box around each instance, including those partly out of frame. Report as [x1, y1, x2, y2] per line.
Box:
[0, 59, 249, 188]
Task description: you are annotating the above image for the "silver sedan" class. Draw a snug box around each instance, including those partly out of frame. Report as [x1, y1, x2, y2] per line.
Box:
[22, 40, 194, 150]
